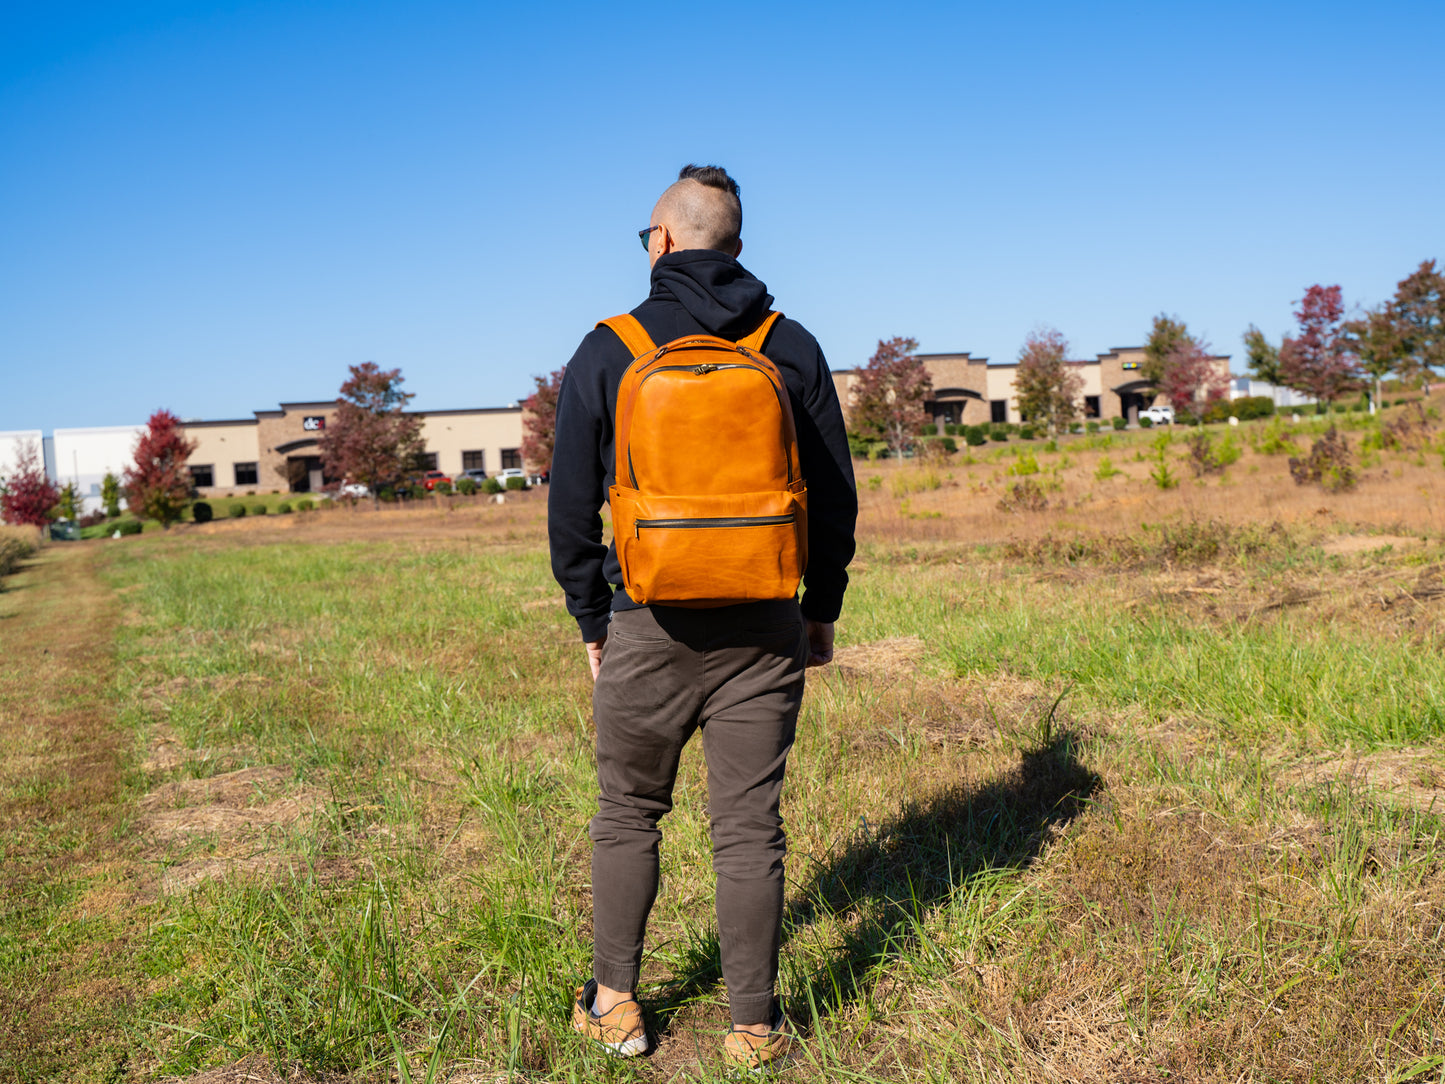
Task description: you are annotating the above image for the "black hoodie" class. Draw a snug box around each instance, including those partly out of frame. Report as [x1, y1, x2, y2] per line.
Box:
[548, 249, 857, 642]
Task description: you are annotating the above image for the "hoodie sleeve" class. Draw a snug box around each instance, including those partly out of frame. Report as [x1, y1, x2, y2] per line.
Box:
[547, 348, 614, 642]
[783, 328, 857, 624]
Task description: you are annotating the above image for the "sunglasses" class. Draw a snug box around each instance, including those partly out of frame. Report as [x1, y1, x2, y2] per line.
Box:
[638, 225, 661, 251]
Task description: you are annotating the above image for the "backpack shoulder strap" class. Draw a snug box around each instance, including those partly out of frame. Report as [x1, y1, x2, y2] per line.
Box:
[597, 315, 657, 359]
[737, 311, 783, 352]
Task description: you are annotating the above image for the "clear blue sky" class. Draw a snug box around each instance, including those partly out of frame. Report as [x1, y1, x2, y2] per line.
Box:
[2, 0, 1441, 431]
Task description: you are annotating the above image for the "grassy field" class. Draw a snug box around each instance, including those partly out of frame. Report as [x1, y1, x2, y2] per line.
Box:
[3, 409, 1444, 1083]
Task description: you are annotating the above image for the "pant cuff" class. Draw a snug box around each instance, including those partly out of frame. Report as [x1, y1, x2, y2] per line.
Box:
[729, 993, 776, 1027]
[593, 956, 640, 994]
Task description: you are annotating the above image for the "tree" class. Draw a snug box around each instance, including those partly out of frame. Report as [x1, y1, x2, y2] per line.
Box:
[123, 410, 198, 529]
[101, 472, 122, 518]
[1013, 328, 1083, 436]
[56, 482, 82, 522]
[521, 367, 565, 474]
[1159, 337, 1229, 419]
[849, 336, 930, 458]
[0, 439, 59, 529]
[1342, 303, 1402, 412]
[1389, 259, 1444, 385]
[317, 362, 425, 505]
[1279, 284, 1359, 407]
[1242, 325, 1282, 386]
[1142, 314, 1191, 386]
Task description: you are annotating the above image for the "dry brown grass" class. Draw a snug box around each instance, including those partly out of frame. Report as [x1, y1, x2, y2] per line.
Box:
[854, 421, 1445, 550]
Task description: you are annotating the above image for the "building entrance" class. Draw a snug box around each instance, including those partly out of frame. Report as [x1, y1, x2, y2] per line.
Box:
[286, 456, 324, 493]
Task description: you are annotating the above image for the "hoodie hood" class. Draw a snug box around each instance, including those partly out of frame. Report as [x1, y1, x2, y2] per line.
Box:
[648, 250, 774, 340]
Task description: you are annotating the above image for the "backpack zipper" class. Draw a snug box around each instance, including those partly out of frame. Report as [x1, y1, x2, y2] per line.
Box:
[627, 362, 794, 486]
[634, 513, 795, 538]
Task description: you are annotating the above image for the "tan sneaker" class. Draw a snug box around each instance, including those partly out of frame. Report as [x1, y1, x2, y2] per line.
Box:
[571, 979, 647, 1057]
[722, 1008, 792, 1071]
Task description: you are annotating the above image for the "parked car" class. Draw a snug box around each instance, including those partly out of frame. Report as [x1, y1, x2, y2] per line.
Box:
[494, 468, 527, 489]
[1140, 405, 1175, 425]
[422, 470, 452, 491]
[336, 481, 370, 499]
[460, 468, 491, 488]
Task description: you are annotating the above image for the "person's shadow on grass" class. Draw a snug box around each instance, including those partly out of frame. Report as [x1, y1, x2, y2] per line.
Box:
[646, 729, 1100, 1037]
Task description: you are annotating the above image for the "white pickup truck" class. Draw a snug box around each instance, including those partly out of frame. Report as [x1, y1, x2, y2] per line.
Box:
[1139, 405, 1175, 425]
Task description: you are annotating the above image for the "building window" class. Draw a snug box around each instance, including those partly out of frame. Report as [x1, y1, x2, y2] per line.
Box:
[234, 462, 258, 486]
[189, 464, 215, 488]
[412, 451, 439, 471]
[501, 448, 522, 470]
[462, 449, 486, 471]
[990, 400, 1008, 424]
[1084, 395, 1101, 418]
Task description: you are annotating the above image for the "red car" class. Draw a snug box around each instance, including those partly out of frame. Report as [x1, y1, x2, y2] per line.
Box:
[422, 470, 452, 491]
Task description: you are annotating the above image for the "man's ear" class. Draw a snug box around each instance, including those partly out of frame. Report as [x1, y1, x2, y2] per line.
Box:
[733, 239, 743, 257]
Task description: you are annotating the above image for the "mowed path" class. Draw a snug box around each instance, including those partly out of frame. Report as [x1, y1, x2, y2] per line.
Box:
[0, 544, 139, 1082]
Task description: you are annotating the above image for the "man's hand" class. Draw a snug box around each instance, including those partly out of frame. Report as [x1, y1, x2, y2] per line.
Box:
[585, 636, 607, 681]
[804, 620, 834, 668]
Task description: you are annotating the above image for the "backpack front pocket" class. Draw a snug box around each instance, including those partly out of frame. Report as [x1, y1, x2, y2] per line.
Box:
[610, 487, 807, 605]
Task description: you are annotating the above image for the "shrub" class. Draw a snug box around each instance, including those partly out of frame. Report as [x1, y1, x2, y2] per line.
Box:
[1186, 432, 1224, 477]
[481, 478, 504, 495]
[0, 528, 38, 578]
[1289, 427, 1357, 492]
[988, 425, 1010, 442]
[1139, 416, 1153, 429]
[1069, 423, 1083, 434]
[1010, 452, 1040, 476]
[963, 425, 988, 447]
[378, 486, 396, 502]
[996, 479, 1048, 513]
[505, 476, 526, 491]
[228, 503, 246, 518]
[1019, 425, 1037, 441]
[277, 502, 292, 514]
[434, 481, 453, 495]
[250, 504, 268, 516]
[113, 520, 143, 536]
[944, 423, 960, 436]
[192, 501, 213, 524]
[78, 510, 107, 528]
[1085, 421, 1100, 433]
[296, 499, 314, 512]
[919, 423, 938, 436]
[456, 477, 477, 496]
[1112, 417, 1127, 430]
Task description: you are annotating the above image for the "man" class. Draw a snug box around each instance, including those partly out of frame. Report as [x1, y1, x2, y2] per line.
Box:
[548, 164, 856, 1069]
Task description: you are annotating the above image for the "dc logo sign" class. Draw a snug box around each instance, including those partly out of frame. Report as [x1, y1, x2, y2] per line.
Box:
[303, 416, 326, 432]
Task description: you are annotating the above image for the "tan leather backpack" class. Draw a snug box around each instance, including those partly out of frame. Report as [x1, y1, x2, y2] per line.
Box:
[600, 311, 808, 606]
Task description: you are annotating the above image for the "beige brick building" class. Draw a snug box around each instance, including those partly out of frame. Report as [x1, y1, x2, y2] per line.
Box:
[833, 346, 1230, 429]
[180, 400, 524, 495]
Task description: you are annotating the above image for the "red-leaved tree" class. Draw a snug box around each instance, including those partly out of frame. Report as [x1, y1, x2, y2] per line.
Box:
[1280, 285, 1359, 407]
[521, 367, 565, 475]
[849, 336, 931, 457]
[1, 439, 59, 529]
[1159, 337, 1229, 419]
[318, 362, 425, 505]
[1391, 259, 1444, 385]
[1013, 328, 1083, 435]
[124, 410, 198, 528]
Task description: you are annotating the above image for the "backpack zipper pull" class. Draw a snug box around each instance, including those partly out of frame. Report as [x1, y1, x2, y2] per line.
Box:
[693, 363, 718, 375]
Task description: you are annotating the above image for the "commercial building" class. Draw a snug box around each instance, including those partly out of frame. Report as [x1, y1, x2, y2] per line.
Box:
[4, 401, 525, 512]
[832, 346, 1234, 428]
[180, 400, 524, 495]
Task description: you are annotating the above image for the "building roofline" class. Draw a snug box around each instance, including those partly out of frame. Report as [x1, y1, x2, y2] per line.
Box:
[180, 418, 257, 428]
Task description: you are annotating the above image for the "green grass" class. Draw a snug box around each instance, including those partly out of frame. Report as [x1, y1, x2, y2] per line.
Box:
[2, 514, 1444, 1082]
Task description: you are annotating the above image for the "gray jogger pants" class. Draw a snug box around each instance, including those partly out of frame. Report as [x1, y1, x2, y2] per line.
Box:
[588, 599, 808, 1027]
